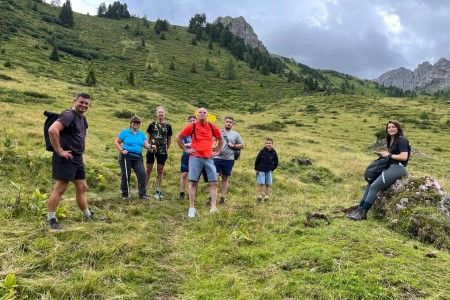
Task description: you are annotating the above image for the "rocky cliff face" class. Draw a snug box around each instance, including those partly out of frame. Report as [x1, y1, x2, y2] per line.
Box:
[214, 16, 267, 52]
[376, 58, 450, 91]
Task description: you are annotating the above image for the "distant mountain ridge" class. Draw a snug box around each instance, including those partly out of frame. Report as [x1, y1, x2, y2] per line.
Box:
[376, 58, 450, 91]
[213, 16, 267, 52]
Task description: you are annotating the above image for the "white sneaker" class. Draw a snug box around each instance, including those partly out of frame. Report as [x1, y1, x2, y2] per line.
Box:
[188, 208, 196, 218]
[210, 207, 219, 214]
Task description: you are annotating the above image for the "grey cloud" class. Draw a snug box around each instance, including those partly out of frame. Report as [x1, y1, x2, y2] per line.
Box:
[75, 0, 449, 79]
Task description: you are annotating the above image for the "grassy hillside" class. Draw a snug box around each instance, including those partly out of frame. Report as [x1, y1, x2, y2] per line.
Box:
[1, 1, 450, 299]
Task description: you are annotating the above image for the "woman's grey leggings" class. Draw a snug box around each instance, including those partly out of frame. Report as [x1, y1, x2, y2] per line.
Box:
[359, 163, 407, 211]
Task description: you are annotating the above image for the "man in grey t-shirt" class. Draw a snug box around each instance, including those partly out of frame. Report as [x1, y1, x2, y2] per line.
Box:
[213, 116, 244, 204]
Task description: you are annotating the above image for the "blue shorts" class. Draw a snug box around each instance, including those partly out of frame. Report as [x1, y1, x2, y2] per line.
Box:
[256, 171, 273, 185]
[214, 158, 234, 176]
[180, 154, 189, 172]
[189, 156, 217, 182]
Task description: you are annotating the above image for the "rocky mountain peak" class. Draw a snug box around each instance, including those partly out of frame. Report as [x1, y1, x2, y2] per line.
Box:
[213, 16, 267, 52]
[376, 58, 450, 91]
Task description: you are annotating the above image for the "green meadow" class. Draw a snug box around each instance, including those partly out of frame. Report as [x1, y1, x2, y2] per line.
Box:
[1, 0, 450, 299]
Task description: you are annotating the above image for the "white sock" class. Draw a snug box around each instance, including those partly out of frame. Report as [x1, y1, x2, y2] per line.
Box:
[47, 212, 56, 221]
[82, 208, 91, 217]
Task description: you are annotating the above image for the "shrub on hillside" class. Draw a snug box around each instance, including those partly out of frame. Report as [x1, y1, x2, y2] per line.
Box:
[23, 91, 51, 99]
[113, 109, 136, 119]
[284, 119, 305, 127]
[58, 45, 98, 60]
[303, 104, 319, 114]
[249, 121, 287, 131]
[0, 74, 15, 81]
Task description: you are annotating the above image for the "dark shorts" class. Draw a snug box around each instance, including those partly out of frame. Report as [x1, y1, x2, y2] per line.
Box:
[180, 154, 189, 172]
[146, 151, 168, 165]
[52, 152, 85, 181]
[214, 158, 235, 176]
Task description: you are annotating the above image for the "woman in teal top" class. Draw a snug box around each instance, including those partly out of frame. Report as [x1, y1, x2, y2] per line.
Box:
[114, 115, 151, 200]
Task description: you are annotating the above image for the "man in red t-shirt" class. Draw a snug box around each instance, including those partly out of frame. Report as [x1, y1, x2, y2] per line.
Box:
[176, 107, 223, 218]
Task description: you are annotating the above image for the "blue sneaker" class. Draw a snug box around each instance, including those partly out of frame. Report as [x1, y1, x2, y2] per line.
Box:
[188, 208, 196, 218]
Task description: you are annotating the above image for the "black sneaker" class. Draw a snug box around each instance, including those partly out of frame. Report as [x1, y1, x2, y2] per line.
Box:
[48, 218, 64, 230]
[219, 197, 225, 204]
[84, 212, 110, 222]
[179, 192, 185, 200]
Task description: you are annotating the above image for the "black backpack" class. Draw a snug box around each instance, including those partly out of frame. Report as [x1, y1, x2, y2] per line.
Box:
[43, 109, 85, 151]
[364, 156, 390, 184]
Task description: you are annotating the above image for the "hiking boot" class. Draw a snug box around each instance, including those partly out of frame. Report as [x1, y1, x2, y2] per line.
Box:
[84, 212, 110, 222]
[179, 192, 185, 200]
[188, 208, 196, 218]
[346, 207, 360, 218]
[219, 197, 225, 204]
[348, 207, 367, 221]
[210, 207, 219, 214]
[48, 218, 64, 230]
[206, 197, 211, 205]
[257, 196, 262, 204]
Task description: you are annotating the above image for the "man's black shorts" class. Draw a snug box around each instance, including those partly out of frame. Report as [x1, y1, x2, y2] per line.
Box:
[146, 151, 168, 165]
[52, 152, 85, 181]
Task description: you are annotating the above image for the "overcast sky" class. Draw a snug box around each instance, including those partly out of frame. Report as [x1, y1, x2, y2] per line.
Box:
[70, 0, 450, 79]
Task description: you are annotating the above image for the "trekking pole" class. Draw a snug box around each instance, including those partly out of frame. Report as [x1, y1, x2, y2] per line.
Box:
[124, 154, 130, 204]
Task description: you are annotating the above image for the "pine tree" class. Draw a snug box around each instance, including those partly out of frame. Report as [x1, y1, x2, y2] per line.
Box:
[50, 47, 59, 61]
[169, 61, 175, 70]
[85, 69, 97, 86]
[190, 62, 197, 73]
[225, 58, 236, 80]
[204, 58, 213, 71]
[59, 0, 74, 28]
[97, 2, 106, 16]
[126, 70, 135, 86]
[195, 28, 202, 41]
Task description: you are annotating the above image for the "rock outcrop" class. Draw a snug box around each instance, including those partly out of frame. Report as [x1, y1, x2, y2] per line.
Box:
[213, 16, 267, 52]
[376, 58, 450, 91]
[373, 175, 450, 250]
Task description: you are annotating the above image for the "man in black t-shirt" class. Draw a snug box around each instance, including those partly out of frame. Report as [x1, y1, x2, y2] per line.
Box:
[146, 106, 172, 200]
[46, 92, 107, 230]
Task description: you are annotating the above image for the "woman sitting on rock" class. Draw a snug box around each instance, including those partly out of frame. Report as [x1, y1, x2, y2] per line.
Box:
[348, 120, 411, 220]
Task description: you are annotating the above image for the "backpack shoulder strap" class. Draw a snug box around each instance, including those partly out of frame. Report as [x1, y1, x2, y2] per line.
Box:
[191, 122, 197, 140]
